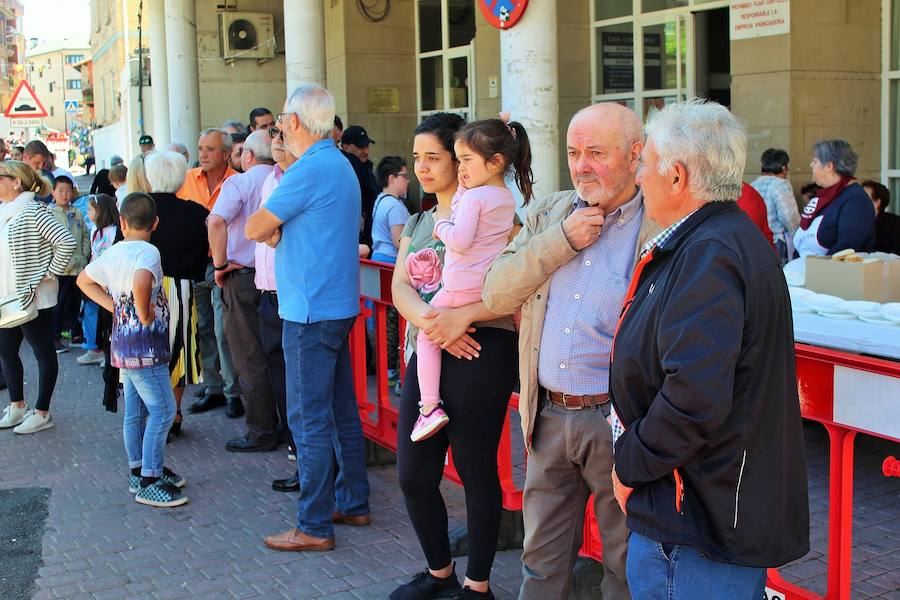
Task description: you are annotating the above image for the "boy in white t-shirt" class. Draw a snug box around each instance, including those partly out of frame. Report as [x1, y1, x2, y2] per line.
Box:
[77, 193, 187, 508]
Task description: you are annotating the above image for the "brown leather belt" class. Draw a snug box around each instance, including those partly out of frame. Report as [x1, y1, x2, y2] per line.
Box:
[545, 389, 609, 411]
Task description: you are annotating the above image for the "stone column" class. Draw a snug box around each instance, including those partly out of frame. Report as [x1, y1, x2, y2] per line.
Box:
[164, 0, 201, 162]
[148, 0, 170, 149]
[283, 0, 326, 93]
[501, 0, 560, 199]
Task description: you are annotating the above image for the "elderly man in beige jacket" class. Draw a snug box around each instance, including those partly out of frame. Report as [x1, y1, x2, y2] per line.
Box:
[483, 103, 660, 600]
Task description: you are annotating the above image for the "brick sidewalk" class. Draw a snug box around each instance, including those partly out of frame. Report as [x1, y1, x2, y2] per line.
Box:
[0, 348, 898, 599]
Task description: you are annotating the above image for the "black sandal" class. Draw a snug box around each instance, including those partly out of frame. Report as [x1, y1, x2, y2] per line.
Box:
[167, 411, 183, 443]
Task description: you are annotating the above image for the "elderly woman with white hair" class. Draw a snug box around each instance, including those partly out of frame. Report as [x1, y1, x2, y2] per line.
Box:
[143, 150, 211, 439]
[608, 100, 809, 599]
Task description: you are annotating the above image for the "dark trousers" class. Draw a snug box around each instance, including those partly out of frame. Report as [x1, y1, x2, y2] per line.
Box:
[52, 275, 83, 338]
[221, 270, 277, 443]
[258, 291, 292, 448]
[0, 309, 58, 411]
[396, 327, 518, 582]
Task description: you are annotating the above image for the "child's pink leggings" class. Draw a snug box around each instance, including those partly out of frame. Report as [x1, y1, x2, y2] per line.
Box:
[416, 287, 483, 408]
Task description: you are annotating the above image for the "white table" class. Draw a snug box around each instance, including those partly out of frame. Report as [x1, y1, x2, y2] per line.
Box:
[793, 312, 900, 360]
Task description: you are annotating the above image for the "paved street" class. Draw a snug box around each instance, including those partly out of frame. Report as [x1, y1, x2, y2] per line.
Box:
[1, 342, 898, 599]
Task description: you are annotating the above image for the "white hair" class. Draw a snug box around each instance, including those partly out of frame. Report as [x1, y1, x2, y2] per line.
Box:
[285, 83, 335, 139]
[199, 127, 233, 152]
[145, 150, 189, 194]
[242, 130, 272, 162]
[167, 141, 189, 156]
[644, 99, 746, 202]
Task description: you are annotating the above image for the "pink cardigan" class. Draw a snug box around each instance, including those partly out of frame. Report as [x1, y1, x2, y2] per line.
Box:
[433, 185, 516, 294]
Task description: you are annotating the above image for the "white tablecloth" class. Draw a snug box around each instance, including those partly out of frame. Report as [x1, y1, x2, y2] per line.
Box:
[793, 312, 900, 360]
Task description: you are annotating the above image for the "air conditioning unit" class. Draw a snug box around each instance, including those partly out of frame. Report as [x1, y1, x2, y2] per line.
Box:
[218, 12, 275, 60]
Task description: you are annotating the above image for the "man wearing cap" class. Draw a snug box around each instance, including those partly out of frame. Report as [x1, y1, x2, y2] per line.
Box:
[340, 125, 379, 247]
[139, 135, 155, 155]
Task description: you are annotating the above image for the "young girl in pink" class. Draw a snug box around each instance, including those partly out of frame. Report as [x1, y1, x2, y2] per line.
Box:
[408, 118, 533, 442]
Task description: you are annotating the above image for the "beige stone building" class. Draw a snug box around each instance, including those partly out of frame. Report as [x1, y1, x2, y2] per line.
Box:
[86, 0, 900, 209]
[0, 0, 24, 113]
[23, 38, 90, 132]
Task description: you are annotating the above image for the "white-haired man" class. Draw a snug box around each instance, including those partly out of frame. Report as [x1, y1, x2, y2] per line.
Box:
[208, 130, 279, 453]
[483, 103, 661, 600]
[609, 100, 809, 598]
[247, 84, 369, 553]
[178, 128, 243, 418]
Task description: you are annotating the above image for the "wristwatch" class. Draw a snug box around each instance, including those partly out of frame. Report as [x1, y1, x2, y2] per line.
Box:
[213, 263, 229, 271]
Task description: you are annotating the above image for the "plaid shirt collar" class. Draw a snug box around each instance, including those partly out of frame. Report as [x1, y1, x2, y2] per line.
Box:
[640, 209, 698, 258]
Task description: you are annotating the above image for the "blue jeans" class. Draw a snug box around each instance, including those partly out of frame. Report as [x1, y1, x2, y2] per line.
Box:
[626, 531, 766, 600]
[81, 300, 99, 350]
[283, 317, 369, 539]
[122, 364, 177, 478]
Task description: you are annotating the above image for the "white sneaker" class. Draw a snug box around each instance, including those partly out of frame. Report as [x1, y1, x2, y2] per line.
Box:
[13, 410, 54, 434]
[0, 404, 28, 429]
[76, 350, 104, 365]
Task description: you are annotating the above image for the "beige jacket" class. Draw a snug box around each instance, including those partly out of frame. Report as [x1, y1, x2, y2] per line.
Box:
[482, 190, 661, 451]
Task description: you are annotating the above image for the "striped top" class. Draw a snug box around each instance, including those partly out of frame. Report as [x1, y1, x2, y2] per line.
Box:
[3, 194, 76, 308]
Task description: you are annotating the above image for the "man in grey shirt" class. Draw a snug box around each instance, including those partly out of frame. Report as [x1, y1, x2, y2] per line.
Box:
[483, 103, 659, 600]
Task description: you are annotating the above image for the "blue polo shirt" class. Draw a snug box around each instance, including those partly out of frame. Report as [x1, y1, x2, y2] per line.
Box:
[265, 139, 360, 323]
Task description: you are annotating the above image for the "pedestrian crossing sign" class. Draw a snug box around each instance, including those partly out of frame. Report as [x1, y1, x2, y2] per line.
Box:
[64, 99, 79, 113]
[4, 80, 48, 118]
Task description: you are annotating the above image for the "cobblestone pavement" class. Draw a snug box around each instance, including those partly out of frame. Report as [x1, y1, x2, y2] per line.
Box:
[0, 345, 898, 599]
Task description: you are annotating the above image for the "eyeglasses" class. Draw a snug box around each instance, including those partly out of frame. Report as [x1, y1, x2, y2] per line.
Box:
[268, 127, 284, 140]
[276, 112, 291, 125]
[396, 172, 409, 179]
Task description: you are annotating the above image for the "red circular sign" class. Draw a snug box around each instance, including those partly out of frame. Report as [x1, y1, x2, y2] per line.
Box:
[479, 0, 529, 30]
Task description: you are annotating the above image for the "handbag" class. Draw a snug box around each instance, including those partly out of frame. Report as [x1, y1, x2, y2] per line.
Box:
[0, 293, 38, 328]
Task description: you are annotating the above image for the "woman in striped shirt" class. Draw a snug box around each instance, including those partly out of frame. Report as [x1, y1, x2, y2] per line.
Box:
[0, 161, 76, 434]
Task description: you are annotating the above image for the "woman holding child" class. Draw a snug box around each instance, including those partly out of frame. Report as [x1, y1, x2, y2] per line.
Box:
[390, 114, 530, 600]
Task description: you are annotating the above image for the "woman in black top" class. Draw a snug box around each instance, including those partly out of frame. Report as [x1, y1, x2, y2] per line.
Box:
[144, 151, 210, 439]
[861, 180, 900, 255]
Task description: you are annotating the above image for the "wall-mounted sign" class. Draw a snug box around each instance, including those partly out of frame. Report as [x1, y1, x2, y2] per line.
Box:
[600, 32, 663, 93]
[479, 0, 528, 30]
[730, 0, 790, 40]
[367, 87, 400, 113]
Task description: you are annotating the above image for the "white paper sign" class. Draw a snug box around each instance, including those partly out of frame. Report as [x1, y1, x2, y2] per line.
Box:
[730, 0, 790, 40]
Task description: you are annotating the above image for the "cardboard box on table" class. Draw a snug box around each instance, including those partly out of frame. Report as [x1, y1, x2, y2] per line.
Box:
[805, 254, 900, 302]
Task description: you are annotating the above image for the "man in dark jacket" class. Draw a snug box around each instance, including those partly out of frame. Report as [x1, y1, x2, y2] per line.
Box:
[340, 125, 379, 248]
[609, 99, 809, 599]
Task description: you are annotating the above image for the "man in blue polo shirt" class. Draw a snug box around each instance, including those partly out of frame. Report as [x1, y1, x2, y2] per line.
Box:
[246, 83, 369, 552]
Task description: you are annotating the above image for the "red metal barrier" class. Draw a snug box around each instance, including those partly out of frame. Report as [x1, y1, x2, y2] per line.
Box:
[353, 259, 523, 512]
[763, 344, 900, 600]
[353, 260, 900, 596]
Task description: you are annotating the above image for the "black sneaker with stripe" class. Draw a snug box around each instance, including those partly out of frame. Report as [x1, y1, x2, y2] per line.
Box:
[135, 480, 188, 508]
[389, 568, 461, 600]
[128, 467, 186, 493]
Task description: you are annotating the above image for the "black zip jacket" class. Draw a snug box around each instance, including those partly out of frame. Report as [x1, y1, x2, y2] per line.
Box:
[610, 201, 810, 568]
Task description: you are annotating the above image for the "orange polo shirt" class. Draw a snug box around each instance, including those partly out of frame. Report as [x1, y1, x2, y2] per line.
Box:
[176, 165, 238, 211]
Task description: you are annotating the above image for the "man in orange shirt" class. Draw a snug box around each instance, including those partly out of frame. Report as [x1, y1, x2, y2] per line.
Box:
[178, 128, 244, 418]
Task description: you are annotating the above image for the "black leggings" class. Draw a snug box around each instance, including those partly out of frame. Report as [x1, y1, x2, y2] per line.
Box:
[397, 327, 518, 582]
[0, 309, 58, 411]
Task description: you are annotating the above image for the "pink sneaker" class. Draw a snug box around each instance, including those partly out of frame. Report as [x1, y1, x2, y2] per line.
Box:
[410, 406, 449, 442]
